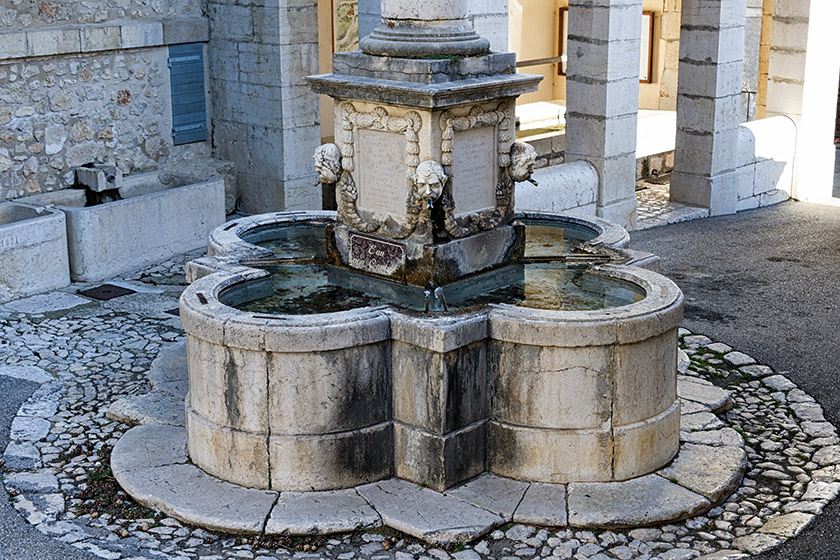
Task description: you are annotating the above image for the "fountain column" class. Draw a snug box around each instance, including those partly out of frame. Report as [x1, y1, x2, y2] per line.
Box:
[359, 0, 490, 57]
[563, 0, 643, 230]
[308, 1, 541, 491]
[670, 0, 746, 216]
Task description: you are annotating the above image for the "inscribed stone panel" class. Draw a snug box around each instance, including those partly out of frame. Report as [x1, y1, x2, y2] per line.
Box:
[451, 127, 498, 214]
[357, 129, 409, 218]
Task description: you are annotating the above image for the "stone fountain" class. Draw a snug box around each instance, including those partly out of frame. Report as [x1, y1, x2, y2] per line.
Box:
[110, 0, 747, 544]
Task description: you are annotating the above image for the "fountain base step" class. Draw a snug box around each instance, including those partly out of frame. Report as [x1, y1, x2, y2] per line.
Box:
[111, 377, 747, 543]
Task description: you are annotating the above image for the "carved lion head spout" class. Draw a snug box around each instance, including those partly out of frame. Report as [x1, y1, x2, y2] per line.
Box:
[313, 143, 342, 184]
[510, 141, 538, 185]
[412, 160, 448, 205]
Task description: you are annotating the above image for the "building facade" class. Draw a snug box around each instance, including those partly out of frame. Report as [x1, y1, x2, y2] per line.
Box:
[0, 0, 837, 221]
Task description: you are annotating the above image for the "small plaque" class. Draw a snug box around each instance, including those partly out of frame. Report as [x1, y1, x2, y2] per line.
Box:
[349, 233, 405, 276]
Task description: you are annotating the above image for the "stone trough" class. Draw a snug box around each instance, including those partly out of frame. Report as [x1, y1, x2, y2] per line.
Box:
[179, 257, 683, 492]
[0, 202, 70, 303]
[21, 171, 225, 282]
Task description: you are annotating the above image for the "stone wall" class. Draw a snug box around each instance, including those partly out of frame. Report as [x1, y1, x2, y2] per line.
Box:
[742, 0, 763, 121]
[0, 0, 201, 29]
[468, 0, 508, 52]
[0, 2, 228, 206]
[208, 0, 322, 213]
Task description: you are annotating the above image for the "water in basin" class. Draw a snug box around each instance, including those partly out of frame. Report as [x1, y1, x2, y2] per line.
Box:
[521, 219, 597, 257]
[223, 219, 643, 315]
[244, 222, 328, 259]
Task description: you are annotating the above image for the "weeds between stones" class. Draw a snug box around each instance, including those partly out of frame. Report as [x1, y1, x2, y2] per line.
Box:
[75, 449, 157, 520]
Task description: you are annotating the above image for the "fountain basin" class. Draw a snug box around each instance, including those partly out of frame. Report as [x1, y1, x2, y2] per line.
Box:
[0, 202, 70, 303]
[180, 212, 682, 492]
[22, 171, 225, 282]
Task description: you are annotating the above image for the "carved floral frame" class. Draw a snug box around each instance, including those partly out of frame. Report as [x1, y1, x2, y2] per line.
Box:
[438, 101, 515, 238]
[337, 102, 425, 238]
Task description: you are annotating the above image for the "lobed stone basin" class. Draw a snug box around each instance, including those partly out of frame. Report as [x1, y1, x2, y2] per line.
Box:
[22, 171, 225, 282]
[180, 211, 683, 492]
[0, 202, 70, 303]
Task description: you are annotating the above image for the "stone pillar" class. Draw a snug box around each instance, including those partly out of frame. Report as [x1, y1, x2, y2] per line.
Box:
[742, 0, 763, 121]
[360, 0, 490, 56]
[658, 0, 682, 111]
[564, 0, 642, 230]
[765, 0, 840, 201]
[670, 0, 746, 216]
[755, 0, 774, 119]
[208, 0, 321, 213]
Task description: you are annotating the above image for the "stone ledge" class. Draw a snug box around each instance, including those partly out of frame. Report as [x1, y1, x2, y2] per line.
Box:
[0, 18, 208, 62]
[111, 419, 746, 543]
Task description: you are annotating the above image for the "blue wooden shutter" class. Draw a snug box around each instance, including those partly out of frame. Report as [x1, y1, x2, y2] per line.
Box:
[168, 43, 207, 145]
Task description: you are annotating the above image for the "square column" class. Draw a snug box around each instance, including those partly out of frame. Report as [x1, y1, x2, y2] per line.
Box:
[765, 0, 840, 201]
[208, 0, 322, 213]
[670, 0, 747, 216]
[564, 0, 643, 230]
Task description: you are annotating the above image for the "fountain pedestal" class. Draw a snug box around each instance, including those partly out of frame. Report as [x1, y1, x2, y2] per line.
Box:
[308, 52, 540, 288]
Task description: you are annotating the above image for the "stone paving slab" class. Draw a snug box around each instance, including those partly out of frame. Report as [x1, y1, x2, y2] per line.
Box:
[445, 473, 528, 520]
[3, 440, 43, 469]
[266, 489, 381, 535]
[656, 443, 747, 505]
[677, 349, 690, 374]
[101, 292, 182, 316]
[4, 292, 92, 314]
[681, 411, 724, 431]
[567, 474, 710, 528]
[10, 415, 51, 441]
[110, 423, 188, 475]
[114, 462, 278, 534]
[357, 478, 504, 545]
[5, 471, 60, 493]
[148, 340, 189, 398]
[512, 482, 567, 526]
[680, 427, 743, 447]
[0, 365, 54, 383]
[677, 376, 732, 413]
[106, 390, 186, 426]
[730, 532, 782, 554]
[756, 511, 815, 538]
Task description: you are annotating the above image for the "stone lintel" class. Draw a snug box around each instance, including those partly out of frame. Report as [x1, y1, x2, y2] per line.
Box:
[0, 19, 207, 62]
[306, 73, 542, 109]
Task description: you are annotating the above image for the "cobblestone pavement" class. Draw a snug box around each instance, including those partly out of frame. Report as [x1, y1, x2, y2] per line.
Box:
[1, 249, 839, 560]
[635, 184, 709, 231]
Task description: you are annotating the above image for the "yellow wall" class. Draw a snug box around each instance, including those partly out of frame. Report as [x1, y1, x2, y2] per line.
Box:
[318, 0, 335, 142]
[510, 0, 667, 110]
[509, 0, 558, 104]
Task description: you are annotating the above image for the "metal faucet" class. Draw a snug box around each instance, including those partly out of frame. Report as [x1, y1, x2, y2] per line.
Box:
[434, 286, 448, 312]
